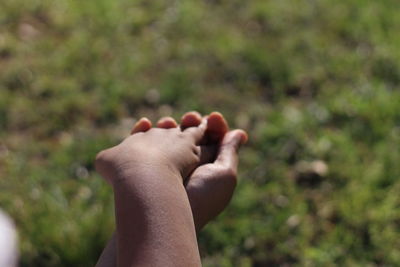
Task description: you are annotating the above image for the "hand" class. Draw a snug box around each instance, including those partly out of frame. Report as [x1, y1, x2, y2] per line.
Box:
[95, 114, 212, 267]
[95, 111, 247, 267]
[95, 116, 207, 185]
[131, 111, 248, 231]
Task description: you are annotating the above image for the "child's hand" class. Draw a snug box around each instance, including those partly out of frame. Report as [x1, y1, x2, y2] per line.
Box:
[96, 113, 214, 267]
[95, 117, 207, 185]
[187, 129, 246, 231]
[95, 111, 247, 267]
[131, 111, 248, 231]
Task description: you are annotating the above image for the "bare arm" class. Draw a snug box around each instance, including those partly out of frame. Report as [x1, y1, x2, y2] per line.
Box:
[95, 112, 247, 267]
[96, 233, 116, 267]
[95, 119, 207, 266]
[112, 167, 200, 267]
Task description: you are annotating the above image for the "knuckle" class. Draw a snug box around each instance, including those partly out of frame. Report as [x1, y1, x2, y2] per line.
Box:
[185, 150, 200, 168]
[177, 131, 185, 139]
[190, 151, 200, 164]
[191, 145, 200, 155]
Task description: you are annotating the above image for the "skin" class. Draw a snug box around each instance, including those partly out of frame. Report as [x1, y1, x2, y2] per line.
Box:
[96, 112, 247, 267]
[152, 112, 247, 230]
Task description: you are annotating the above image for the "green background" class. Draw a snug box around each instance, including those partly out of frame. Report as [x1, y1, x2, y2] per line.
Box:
[1, 0, 400, 266]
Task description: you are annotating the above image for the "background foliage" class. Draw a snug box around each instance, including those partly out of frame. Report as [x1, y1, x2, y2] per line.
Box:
[1, 0, 400, 266]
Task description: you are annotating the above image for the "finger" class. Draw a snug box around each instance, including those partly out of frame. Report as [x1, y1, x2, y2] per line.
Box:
[130, 117, 152, 134]
[157, 117, 178, 128]
[205, 112, 229, 144]
[214, 129, 248, 170]
[184, 117, 207, 144]
[180, 111, 202, 130]
[198, 145, 218, 164]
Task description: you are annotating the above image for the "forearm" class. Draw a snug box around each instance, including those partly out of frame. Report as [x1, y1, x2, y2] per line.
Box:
[96, 187, 204, 267]
[95, 233, 117, 267]
[113, 168, 201, 267]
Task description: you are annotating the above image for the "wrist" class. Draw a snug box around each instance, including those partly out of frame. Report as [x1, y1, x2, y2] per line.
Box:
[111, 162, 182, 188]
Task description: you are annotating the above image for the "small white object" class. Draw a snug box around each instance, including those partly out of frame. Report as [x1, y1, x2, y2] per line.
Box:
[0, 209, 18, 267]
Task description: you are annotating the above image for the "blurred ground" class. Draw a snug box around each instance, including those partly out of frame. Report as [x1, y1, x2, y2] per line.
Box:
[1, 0, 400, 266]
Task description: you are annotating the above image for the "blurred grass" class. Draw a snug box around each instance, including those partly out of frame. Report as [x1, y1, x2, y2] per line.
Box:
[1, 0, 400, 266]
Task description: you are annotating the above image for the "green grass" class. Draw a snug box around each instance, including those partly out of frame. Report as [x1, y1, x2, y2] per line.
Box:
[1, 0, 400, 266]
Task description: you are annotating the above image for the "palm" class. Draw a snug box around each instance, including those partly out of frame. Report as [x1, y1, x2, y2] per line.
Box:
[186, 163, 237, 231]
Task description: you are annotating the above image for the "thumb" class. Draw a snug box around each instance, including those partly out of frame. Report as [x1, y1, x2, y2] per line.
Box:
[215, 129, 248, 170]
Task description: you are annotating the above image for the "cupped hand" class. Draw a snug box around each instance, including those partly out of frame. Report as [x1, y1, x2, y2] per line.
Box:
[131, 111, 247, 231]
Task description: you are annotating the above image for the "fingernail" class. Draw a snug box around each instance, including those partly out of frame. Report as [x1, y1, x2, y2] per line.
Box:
[234, 130, 248, 146]
[191, 111, 202, 117]
[240, 132, 248, 145]
[133, 119, 142, 127]
[210, 111, 222, 116]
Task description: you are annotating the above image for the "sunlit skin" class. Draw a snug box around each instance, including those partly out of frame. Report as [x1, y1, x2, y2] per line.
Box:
[151, 112, 247, 230]
[95, 112, 247, 267]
